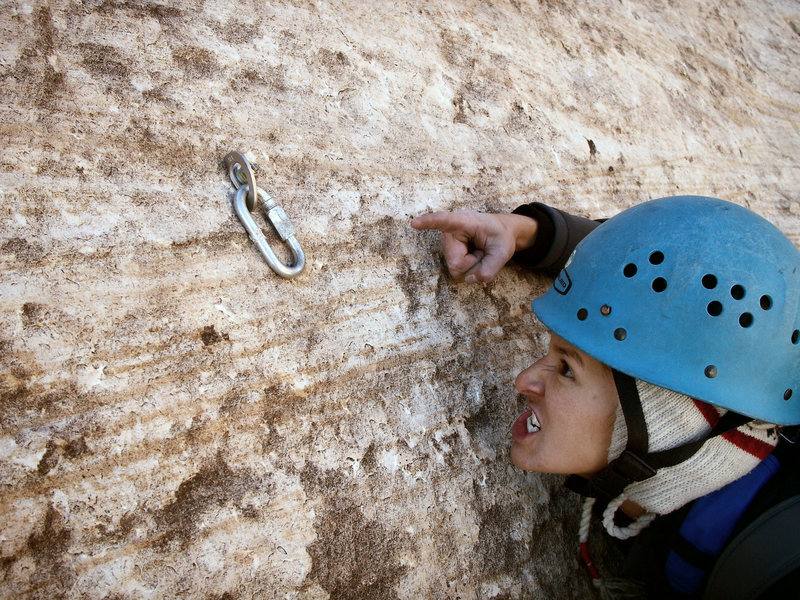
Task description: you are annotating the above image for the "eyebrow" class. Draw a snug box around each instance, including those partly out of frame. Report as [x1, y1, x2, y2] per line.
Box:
[554, 342, 585, 367]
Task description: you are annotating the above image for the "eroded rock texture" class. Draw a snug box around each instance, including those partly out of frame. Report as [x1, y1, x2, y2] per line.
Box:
[1, 1, 798, 598]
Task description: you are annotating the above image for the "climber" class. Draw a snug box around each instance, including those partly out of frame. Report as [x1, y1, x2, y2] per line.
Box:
[412, 197, 800, 599]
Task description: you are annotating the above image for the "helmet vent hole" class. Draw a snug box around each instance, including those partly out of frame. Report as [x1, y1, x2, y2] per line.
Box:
[702, 274, 718, 289]
[707, 301, 723, 317]
[577, 308, 588, 321]
[652, 277, 668, 293]
[623, 263, 638, 278]
[614, 328, 627, 341]
[792, 330, 799, 345]
[705, 365, 718, 378]
[739, 313, 754, 328]
[760, 295, 773, 310]
[649, 251, 665, 265]
[785, 389, 793, 401]
[730, 285, 745, 300]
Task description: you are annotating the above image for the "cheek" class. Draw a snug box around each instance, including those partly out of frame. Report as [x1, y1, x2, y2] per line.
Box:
[580, 392, 617, 459]
[557, 390, 617, 472]
[509, 372, 619, 476]
[589, 397, 615, 447]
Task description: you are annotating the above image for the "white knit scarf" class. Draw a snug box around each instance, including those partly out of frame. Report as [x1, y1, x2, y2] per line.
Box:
[600, 380, 779, 539]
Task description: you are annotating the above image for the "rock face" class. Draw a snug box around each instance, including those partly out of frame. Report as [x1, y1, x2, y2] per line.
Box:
[1, 1, 798, 598]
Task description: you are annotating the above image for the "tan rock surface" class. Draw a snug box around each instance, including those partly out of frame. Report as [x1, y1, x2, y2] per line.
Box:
[1, 1, 798, 598]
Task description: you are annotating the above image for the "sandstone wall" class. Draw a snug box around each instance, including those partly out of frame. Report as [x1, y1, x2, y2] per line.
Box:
[1, 1, 799, 598]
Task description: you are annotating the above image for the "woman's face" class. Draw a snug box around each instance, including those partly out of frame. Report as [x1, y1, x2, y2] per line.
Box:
[511, 333, 619, 477]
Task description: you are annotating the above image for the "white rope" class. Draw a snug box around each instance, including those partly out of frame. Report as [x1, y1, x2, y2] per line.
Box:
[579, 497, 595, 543]
[602, 494, 657, 540]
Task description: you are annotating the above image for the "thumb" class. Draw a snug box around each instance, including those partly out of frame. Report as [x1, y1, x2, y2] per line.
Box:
[464, 248, 512, 283]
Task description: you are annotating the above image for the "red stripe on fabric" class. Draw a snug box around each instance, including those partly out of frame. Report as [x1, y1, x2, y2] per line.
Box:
[692, 399, 720, 427]
[722, 429, 775, 459]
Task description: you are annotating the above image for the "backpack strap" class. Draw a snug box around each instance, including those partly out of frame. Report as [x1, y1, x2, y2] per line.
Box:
[664, 453, 782, 596]
[702, 494, 800, 599]
[701, 433, 800, 599]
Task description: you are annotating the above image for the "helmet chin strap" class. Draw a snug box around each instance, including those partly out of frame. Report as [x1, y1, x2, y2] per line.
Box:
[566, 370, 752, 505]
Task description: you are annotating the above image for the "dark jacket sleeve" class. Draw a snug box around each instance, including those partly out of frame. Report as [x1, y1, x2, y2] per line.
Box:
[511, 202, 603, 277]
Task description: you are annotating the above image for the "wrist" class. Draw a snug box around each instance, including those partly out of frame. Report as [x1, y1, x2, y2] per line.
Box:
[501, 213, 538, 252]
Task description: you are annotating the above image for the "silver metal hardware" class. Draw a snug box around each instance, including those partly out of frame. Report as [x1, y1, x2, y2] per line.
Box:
[224, 151, 306, 279]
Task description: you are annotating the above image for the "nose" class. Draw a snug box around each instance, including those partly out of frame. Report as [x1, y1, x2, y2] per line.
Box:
[515, 359, 546, 396]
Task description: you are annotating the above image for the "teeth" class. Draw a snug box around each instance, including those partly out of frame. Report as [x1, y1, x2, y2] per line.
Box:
[526, 412, 541, 433]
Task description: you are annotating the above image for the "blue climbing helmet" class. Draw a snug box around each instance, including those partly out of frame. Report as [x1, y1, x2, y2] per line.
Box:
[531, 196, 800, 425]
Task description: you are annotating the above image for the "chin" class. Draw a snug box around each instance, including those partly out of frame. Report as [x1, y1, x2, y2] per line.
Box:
[510, 444, 538, 472]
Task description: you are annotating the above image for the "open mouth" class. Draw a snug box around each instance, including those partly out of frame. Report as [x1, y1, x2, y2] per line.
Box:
[512, 408, 541, 442]
[526, 411, 541, 433]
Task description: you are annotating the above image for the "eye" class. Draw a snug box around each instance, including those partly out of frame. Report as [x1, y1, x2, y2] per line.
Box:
[560, 360, 574, 379]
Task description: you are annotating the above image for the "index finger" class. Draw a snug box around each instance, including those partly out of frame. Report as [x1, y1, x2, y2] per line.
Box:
[411, 211, 478, 234]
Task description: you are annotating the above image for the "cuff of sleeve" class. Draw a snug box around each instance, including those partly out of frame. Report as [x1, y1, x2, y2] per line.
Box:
[512, 202, 602, 276]
[512, 203, 566, 276]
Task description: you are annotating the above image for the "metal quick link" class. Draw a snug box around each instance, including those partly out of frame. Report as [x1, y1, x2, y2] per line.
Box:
[224, 151, 306, 279]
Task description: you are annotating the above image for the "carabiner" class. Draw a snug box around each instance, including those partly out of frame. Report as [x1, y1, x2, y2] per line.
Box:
[225, 151, 258, 211]
[224, 151, 306, 279]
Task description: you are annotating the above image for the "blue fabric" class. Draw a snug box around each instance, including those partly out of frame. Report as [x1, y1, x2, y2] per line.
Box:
[665, 454, 782, 595]
[665, 553, 707, 595]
